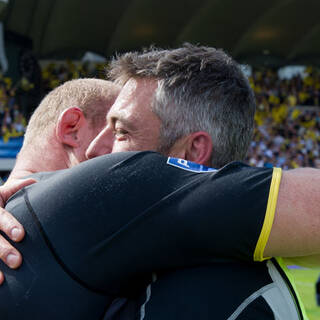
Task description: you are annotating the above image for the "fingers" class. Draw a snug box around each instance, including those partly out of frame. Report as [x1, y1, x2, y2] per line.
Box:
[0, 177, 35, 242]
[0, 207, 24, 269]
[0, 206, 25, 242]
[0, 178, 35, 282]
[0, 235, 22, 269]
[0, 178, 37, 205]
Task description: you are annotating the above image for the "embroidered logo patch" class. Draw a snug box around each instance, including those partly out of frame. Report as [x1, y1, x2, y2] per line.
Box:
[167, 157, 217, 173]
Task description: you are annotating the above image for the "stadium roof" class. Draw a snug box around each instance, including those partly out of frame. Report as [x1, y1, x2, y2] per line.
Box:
[4, 0, 320, 66]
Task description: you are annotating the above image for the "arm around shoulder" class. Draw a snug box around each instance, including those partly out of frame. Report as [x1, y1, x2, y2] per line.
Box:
[264, 167, 320, 258]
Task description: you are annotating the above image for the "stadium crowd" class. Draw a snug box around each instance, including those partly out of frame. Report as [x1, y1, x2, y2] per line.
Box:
[0, 61, 319, 170]
[0, 60, 105, 143]
[247, 68, 320, 169]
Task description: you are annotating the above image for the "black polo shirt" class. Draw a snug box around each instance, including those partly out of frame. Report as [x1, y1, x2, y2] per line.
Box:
[0, 151, 302, 319]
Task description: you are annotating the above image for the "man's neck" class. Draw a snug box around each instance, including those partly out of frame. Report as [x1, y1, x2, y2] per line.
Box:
[8, 140, 70, 181]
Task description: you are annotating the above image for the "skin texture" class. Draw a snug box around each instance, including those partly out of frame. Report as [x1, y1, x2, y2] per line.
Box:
[86, 78, 213, 165]
[56, 107, 108, 167]
[86, 78, 162, 157]
[265, 167, 320, 258]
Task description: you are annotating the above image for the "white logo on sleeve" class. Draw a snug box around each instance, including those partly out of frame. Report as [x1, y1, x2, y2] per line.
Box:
[167, 157, 217, 173]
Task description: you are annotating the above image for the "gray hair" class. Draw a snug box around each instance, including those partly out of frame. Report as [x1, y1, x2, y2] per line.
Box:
[108, 43, 256, 168]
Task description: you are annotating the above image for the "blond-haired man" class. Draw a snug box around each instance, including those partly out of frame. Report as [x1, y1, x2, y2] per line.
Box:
[0, 78, 120, 273]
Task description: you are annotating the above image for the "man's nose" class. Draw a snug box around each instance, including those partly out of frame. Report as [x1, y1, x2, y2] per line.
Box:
[86, 127, 113, 159]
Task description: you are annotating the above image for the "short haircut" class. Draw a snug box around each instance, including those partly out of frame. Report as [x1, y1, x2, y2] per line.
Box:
[24, 78, 120, 145]
[108, 43, 256, 168]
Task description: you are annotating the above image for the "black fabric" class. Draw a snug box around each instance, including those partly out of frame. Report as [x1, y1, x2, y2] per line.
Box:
[135, 263, 275, 320]
[0, 187, 111, 319]
[316, 275, 320, 306]
[237, 296, 275, 320]
[0, 151, 274, 319]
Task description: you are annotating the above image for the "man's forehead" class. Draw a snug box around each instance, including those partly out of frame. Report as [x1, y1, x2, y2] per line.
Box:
[110, 78, 158, 114]
[123, 77, 158, 98]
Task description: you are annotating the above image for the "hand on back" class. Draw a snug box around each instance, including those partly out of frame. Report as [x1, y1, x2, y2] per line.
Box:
[0, 178, 36, 284]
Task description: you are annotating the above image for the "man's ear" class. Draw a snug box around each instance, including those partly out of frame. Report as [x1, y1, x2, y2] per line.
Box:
[185, 131, 213, 166]
[169, 131, 213, 166]
[56, 107, 86, 148]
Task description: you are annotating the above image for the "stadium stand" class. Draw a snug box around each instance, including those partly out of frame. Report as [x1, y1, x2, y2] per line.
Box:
[2, 62, 320, 166]
[0, 62, 319, 180]
[247, 67, 320, 169]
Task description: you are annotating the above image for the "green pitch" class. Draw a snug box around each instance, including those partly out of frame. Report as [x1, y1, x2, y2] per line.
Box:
[291, 268, 320, 320]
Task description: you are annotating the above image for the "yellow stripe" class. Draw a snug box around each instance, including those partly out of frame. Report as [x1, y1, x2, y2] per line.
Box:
[254, 167, 282, 262]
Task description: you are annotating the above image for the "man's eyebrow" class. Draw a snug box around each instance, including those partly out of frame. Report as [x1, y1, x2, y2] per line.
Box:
[109, 113, 137, 131]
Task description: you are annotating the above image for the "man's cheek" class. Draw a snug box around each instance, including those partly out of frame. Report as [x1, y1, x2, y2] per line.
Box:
[113, 140, 140, 153]
[112, 142, 128, 153]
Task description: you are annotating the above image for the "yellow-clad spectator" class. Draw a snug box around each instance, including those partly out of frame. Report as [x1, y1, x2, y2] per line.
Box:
[291, 108, 301, 120]
[287, 93, 297, 106]
[268, 94, 280, 105]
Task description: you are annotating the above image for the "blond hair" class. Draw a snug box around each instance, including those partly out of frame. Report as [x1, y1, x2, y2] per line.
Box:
[24, 78, 120, 145]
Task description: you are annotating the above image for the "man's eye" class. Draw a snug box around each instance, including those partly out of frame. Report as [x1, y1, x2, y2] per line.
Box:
[114, 128, 128, 140]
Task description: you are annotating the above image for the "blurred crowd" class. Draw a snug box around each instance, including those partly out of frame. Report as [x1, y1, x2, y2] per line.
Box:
[246, 68, 320, 169]
[41, 60, 106, 93]
[0, 61, 319, 169]
[0, 60, 106, 142]
[0, 76, 28, 142]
